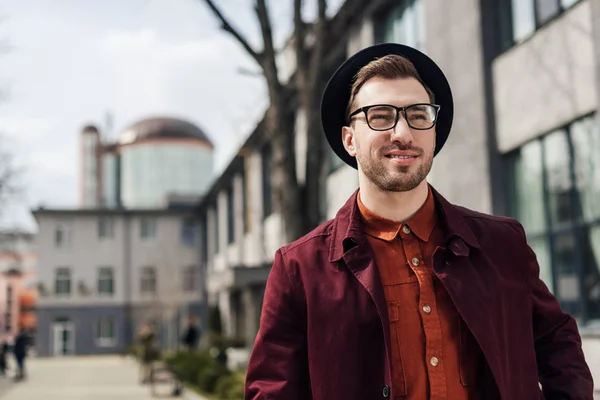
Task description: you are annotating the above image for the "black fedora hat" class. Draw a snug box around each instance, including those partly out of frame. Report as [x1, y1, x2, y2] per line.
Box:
[320, 43, 454, 169]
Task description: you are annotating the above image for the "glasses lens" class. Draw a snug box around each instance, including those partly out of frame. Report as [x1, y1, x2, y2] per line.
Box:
[405, 104, 437, 129]
[366, 106, 397, 130]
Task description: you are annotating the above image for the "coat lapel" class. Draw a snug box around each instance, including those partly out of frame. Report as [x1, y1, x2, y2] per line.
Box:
[330, 190, 393, 387]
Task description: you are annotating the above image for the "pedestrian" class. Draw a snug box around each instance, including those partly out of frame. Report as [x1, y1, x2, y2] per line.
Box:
[12, 328, 28, 382]
[0, 336, 8, 376]
[137, 322, 159, 384]
[244, 43, 594, 399]
[180, 314, 201, 351]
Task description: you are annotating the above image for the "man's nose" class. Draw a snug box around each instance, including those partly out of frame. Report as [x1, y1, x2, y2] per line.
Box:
[390, 115, 414, 142]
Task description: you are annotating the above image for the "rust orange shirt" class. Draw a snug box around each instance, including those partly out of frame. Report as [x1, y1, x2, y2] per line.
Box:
[358, 188, 483, 399]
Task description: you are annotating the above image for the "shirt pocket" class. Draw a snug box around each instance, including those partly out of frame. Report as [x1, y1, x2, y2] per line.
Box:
[388, 302, 407, 396]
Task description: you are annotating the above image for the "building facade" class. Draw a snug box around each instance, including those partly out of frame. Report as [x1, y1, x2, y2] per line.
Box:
[197, 0, 600, 360]
[79, 117, 214, 209]
[32, 208, 202, 357]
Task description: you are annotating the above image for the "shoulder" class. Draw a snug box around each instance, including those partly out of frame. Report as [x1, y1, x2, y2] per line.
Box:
[278, 219, 335, 257]
[454, 205, 527, 243]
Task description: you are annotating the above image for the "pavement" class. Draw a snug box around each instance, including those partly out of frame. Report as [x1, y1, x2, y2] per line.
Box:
[0, 342, 596, 399]
[0, 355, 209, 400]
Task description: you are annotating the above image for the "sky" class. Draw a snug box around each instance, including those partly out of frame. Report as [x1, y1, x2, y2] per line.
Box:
[0, 0, 296, 232]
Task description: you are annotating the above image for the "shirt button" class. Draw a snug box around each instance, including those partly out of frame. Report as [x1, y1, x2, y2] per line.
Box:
[411, 257, 420, 266]
[422, 304, 431, 314]
[382, 385, 390, 398]
[402, 225, 411, 234]
[430, 357, 439, 366]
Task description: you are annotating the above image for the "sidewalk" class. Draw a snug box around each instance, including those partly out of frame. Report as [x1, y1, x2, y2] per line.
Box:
[0, 355, 209, 400]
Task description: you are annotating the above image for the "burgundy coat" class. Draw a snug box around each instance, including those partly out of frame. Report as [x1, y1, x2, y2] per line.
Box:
[245, 188, 593, 399]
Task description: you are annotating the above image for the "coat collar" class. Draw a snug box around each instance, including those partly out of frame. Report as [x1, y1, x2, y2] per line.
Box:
[329, 184, 481, 263]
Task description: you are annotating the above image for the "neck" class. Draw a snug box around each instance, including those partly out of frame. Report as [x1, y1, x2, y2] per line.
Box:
[358, 175, 429, 222]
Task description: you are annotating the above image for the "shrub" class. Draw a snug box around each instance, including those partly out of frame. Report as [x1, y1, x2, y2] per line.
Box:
[198, 364, 230, 393]
[215, 373, 245, 399]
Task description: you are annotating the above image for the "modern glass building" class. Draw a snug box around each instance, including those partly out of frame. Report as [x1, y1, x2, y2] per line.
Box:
[79, 117, 214, 210]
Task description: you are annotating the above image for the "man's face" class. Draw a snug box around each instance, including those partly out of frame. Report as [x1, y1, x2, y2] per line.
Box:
[342, 77, 436, 193]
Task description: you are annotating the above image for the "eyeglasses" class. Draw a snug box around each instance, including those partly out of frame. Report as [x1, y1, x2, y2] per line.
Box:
[348, 103, 441, 131]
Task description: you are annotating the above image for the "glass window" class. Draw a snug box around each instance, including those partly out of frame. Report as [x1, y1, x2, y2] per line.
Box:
[561, 0, 580, 9]
[583, 224, 600, 319]
[227, 185, 235, 244]
[536, 0, 560, 25]
[55, 268, 71, 296]
[241, 165, 249, 234]
[262, 144, 273, 218]
[55, 221, 72, 249]
[182, 265, 197, 293]
[140, 218, 156, 240]
[201, 216, 208, 264]
[98, 267, 114, 296]
[544, 129, 574, 226]
[98, 218, 114, 240]
[512, 141, 547, 234]
[379, 0, 424, 51]
[140, 267, 156, 294]
[511, 0, 536, 42]
[96, 317, 116, 346]
[528, 236, 553, 292]
[571, 116, 600, 222]
[181, 217, 197, 247]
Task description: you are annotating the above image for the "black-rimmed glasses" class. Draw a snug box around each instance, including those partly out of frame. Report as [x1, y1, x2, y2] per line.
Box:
[348, 103, 441, 131]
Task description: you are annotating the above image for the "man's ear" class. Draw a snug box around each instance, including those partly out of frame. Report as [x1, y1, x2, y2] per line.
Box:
[342, 126, 356, 157]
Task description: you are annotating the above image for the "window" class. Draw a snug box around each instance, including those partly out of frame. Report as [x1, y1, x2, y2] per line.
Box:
[201, 216, 208, 264]
[98, 218, 115, 240]
[55, 221, 72, 249]
[506, 114, 600, 323]
[227, 185, 235, 244]
[140, 267, 156, 294]
[55, 268, 71, 296]
[241, 164, 249, 233]
[213, 206, 219, 254]
[375, 0, 424, 51]
[140, 218, 156, 240]
[262, 144, 273, 218]
[182, 265, 198, 292]
[499, 0, 582, 51]
[96, 316, 116, 346]
[181, 217, 197, 247]
[98, 267, 114, 296]
[536, 0, 560, 24]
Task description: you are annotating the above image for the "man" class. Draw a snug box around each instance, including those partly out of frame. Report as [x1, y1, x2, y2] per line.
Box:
[12, 327, 28, 382]
[244, 43, 593, 399]
[181, 315, 201, 351]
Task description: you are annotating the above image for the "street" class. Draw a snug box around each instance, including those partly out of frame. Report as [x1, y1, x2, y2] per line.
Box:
[0, 355, 206, 400]
[0, 345, 596, 399]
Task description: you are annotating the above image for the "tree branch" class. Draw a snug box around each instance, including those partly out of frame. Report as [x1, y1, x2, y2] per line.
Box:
[308, 0, 327, 93]
[201, 0, 264, 67]
[255, 0, 281, 96]
[294, 0, 308, 78]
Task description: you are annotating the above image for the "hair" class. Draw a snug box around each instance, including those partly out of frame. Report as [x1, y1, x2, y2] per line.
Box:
[346, 54, 436, 121]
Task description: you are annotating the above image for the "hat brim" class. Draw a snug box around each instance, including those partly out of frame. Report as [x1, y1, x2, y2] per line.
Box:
[320, 43, 454, 169]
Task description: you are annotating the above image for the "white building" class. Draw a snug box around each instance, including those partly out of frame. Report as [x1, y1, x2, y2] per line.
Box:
[32, 208, 202, 356]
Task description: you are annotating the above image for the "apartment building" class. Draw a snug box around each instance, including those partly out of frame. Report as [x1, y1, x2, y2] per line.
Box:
[32, 208, 202, 356]
[198, 0, 600, 356]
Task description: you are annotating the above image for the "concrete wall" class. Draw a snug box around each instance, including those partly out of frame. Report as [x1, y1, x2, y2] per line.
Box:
[36, 214, 127, 306]
[492, 1, 597, 153]
[424, 0, 492, 213]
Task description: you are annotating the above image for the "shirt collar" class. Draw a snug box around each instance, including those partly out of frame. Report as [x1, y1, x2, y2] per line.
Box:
[357, 186, 437, 242]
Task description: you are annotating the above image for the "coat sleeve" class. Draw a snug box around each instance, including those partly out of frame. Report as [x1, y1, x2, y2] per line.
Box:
[515, 223, 594, 399]
[245, 249, 310, 400]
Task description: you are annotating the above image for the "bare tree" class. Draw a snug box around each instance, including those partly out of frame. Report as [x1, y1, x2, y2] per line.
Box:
[201, 0, 329, 242]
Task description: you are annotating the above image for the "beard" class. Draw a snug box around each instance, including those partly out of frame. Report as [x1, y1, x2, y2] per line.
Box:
[356, 143, 433, 192]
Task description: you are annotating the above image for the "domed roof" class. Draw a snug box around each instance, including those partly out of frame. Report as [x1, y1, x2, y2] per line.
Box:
[119, 117, 213, 148]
